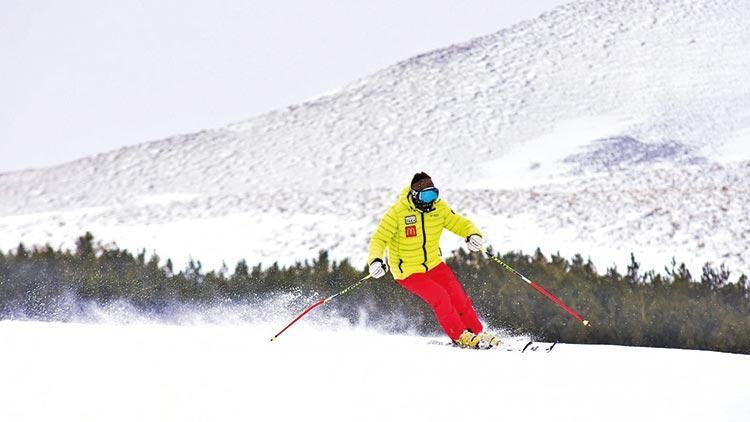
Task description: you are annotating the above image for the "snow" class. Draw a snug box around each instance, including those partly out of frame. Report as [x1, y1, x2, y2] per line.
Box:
[135, 193, 201, 206]
[0, 319, 748, 422]
[472, 115, 635, 189]
[716, 126, 750, 163]
[2, 0, 750, 276]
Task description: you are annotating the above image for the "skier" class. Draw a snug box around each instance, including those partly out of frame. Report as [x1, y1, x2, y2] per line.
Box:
[367, 172, 500, 349]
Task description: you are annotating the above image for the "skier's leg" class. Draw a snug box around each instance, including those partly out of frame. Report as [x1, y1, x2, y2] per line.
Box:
[398, 273, 466, 340]
[428, 263, 483, 334]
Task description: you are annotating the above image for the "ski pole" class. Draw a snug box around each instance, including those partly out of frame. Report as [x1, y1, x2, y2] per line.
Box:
[270, 274, 373, 341]
[482, 247, 591, 327]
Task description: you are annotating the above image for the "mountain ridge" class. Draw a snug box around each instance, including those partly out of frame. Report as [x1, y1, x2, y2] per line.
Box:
[2, 0, 749, 276]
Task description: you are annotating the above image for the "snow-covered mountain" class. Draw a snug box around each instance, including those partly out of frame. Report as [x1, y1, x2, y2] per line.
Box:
[1, 0, 749, 276]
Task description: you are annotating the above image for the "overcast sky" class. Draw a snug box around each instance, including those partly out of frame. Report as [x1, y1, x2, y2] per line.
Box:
[0, 0, 569, 173]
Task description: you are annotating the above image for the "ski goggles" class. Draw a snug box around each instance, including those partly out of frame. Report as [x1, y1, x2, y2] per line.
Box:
[413, 187, 439, 204]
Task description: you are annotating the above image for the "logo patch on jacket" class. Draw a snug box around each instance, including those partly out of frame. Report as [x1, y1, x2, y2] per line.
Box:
[405, 215, 417, 225]
[405, 225, 417, 237]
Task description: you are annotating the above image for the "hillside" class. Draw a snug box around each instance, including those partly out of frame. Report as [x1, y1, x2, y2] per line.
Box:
[1, 0, 749, 275]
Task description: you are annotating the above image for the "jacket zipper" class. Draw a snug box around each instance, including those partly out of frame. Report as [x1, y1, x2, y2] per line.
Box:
[420, 213, 428, 271]
[398, 259, 403, 273]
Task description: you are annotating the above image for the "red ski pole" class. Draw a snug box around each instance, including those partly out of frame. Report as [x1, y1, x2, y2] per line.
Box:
[270, 274, 373, 341]
[482, 248, 591, 327]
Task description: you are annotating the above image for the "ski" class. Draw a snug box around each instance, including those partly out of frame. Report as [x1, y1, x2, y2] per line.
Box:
[429, 339, 558, 353]
[521, 341, 557, 353]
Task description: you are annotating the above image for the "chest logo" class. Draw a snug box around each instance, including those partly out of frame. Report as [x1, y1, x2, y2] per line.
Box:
[405, 215, 417, 225]
[405, 225, 418, 238]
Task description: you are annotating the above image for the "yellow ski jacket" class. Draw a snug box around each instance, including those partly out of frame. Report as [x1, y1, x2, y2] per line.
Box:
[368, 186, 482, 280]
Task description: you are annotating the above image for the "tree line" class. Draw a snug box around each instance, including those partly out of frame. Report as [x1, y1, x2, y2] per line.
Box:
[1, 232, 748, 354]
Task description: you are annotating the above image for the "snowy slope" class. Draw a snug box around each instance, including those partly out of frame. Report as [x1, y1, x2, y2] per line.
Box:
[0, 320, 748, 422]
[1, 0, 749, 275]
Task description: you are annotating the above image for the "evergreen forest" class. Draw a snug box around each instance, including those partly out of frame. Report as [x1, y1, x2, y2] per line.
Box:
[1, 233, 748, 354]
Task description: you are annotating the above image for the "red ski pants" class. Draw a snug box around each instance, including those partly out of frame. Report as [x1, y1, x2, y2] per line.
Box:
[398, 262, 483, 340]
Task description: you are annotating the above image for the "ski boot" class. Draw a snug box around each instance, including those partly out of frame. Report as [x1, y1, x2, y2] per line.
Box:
[455, 330, 501, 350]
[455, 330, 482, 349]
[476, 331, 501, 349]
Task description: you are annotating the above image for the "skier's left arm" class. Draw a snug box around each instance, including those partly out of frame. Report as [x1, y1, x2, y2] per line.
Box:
[439, 200, 483, 241]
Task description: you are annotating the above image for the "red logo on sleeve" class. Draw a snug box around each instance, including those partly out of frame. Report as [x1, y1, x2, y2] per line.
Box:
[405, 225, 417, 237]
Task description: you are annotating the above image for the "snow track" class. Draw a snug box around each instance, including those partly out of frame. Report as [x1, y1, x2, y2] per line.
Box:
[0, 321, 747, 422]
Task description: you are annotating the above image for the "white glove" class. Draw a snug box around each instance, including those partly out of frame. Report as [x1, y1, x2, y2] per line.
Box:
[369, 259, 388, 279]
[466, 235, 484, 252]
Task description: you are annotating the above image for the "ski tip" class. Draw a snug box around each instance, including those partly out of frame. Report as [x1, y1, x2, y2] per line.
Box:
[270, 336, 277, 342]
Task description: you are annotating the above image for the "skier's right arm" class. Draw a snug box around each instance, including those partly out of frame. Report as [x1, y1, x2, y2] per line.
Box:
[367, 206, 398, 266]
